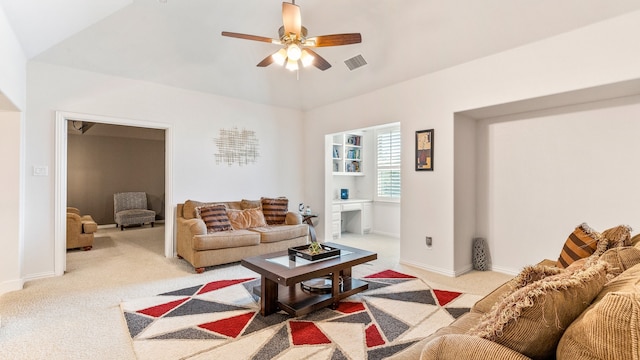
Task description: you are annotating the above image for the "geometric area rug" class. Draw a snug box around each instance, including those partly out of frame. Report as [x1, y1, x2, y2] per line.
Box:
[120, 270, 479, 360]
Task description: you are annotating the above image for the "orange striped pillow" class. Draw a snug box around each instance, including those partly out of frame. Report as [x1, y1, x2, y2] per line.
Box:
[557, 223, 601, 268]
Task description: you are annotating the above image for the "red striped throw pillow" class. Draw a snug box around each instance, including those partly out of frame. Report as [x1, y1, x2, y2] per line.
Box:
[556, 223, 601, 268]
[261, 197, 288, 225]
[196, 204, 232, 233]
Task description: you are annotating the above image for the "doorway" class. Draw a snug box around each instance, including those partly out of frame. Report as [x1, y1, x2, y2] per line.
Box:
[324, 123, 401, 242]
[54, 111, 174, 276]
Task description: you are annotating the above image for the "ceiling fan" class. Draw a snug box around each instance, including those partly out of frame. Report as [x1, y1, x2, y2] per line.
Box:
[221, 1, 362, 71]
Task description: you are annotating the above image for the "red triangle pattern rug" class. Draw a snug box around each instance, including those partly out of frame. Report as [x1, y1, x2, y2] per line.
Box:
[120, 269, 479, 359]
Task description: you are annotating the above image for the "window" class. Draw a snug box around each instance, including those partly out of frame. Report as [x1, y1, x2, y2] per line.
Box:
[376, 126, 401, 200]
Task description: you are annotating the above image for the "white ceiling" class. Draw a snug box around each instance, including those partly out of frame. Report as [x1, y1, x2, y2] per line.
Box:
[3, 0, 640, 110]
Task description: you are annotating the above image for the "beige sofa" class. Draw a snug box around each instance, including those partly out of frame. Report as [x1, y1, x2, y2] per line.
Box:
[176, 199, 309, 273]
[390, 226, 640, 360]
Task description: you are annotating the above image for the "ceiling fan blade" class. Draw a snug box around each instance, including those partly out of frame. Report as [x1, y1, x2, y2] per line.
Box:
[221, 31, 278, 44]
[304, 48, 331, 71]
[256, 51, 279, 67]
[307, 33, 362, 47]
[282, 2, 301, 37]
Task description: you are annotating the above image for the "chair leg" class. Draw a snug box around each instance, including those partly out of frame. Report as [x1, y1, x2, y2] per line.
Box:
[151, 222, 155, 227]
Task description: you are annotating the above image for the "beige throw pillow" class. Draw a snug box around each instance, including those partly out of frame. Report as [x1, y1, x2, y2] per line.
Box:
[226, 208, 267, 230]
[469, 261, 609, 360]
[601, 224, 633, 248]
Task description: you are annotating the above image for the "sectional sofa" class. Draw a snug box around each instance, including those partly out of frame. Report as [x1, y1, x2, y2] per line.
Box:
[391, 224, 640, 360]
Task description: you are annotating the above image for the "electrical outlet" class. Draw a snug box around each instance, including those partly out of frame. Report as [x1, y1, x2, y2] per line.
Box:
[425, 236, 432, 247]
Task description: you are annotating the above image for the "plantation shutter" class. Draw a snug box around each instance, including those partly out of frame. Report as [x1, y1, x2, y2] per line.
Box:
[376, 127, 401, 199]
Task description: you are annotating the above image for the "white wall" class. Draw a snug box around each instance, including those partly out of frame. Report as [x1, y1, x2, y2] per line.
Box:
[23, 61, 304, 279]
[0, 3, 26, 110]
[0, 5, 26, 295]
[475, 95, 640, 274]
[372, 202, 400, 238]
[453, 114, 477, 273]
[305, 10, 640, 276]
[0, 111, 23, 294]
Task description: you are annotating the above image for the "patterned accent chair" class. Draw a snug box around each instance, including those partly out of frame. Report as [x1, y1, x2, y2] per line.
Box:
[114, 192, 156, 230]
[67, 207, 98, 250]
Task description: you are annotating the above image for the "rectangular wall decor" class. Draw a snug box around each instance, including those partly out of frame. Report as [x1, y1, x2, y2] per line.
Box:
[415, 129, 434, 171]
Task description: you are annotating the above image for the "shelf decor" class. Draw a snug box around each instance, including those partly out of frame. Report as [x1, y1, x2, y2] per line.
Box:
[416, 129, 434, 171]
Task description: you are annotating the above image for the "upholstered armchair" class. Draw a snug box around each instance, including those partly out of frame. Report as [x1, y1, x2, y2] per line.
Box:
[114, 192, 156, 230]
[66, 207, 98, 250]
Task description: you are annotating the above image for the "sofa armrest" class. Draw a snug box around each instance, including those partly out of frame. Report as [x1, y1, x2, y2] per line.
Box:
[285, 212, 302, 225]
[178, 217, 207, 236]
[81, 220, 98, 234]
[420, 334, 531, 360]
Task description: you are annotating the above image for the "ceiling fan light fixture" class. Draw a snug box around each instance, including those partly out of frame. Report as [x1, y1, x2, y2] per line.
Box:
[300, 49, 314, 67]
[285, 58, 299, 71]
[272, 48, 287, 66]
[286, 43, 302, 61]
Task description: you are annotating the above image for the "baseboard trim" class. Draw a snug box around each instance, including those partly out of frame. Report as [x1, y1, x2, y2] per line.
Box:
[23, 271, 56, 282]
[369, 230, 400, 238]
[0, 278, 25, 295]
[490, 265, 520, 276]
[454, 264, 474, 277]
[99, 220, 165, 230]
[400, 258, 457, 277]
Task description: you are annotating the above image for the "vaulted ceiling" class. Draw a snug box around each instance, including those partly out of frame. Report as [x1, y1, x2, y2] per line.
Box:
[3, 0, 640, 110]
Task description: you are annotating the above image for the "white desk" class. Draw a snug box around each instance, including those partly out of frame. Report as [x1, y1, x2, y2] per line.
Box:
[332, 199, 372, 238]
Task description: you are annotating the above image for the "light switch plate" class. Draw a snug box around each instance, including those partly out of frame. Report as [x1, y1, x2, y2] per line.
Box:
[33, 166, 48, 176]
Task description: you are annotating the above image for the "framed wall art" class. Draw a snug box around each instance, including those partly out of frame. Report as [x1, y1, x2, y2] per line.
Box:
[416, 129, 434, 171]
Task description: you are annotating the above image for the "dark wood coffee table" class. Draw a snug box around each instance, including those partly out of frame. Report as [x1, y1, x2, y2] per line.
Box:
[241, 242, 377, 316]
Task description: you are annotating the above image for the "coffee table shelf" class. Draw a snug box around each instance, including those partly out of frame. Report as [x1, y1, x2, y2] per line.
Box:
[252, 276, 368, 317]
[242, 242, 377, 316]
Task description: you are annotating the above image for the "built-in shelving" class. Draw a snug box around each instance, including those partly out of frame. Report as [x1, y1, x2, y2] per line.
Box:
[332, 133, 363, 175]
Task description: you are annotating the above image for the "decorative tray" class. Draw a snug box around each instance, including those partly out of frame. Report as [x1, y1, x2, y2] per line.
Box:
[288, 244, 341, 261]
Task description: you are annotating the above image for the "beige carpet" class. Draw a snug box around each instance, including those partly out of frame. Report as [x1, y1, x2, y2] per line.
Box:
[0, 227, 511, 360]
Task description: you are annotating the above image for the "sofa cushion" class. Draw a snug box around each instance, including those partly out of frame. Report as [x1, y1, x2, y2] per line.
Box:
[261, 197, 288, 225]
[226, 208, 267, 230]
[631, 233, 640, 247]
[556, 291, 640, 360]
[249, 224, 308, 243]
[594, 262, 640, 302]
[192, 230, 260, 251]
[241, 199, 262, 210]
[469, 260, 609, 360]
[556, 223, 601, 268]
[599, 246, 640, 277]
[196, 204, 232, 233]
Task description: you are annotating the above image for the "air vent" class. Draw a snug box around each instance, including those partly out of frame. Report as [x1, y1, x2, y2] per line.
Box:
[344, 55, 367, 71]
